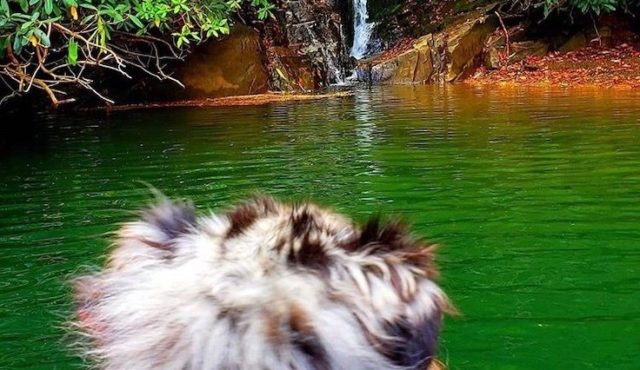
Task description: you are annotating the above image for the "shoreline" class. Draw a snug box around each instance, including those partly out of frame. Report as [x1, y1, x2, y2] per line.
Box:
[90, 91, 353, 112]
[464, 42, 640, 89]
[463, 80, 640, 90]
[96, 79, 640, 113]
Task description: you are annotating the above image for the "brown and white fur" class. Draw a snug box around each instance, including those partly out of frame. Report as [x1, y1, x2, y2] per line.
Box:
[73, 195, 449, 370]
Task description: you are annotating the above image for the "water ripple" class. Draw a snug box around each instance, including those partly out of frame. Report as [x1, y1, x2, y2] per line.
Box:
[1, 85, 640, 369]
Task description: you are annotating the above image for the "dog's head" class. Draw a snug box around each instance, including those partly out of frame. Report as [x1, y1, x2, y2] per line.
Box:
[73, 196, 450, 370]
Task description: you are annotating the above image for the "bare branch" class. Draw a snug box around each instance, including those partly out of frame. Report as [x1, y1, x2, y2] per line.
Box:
[2, 15, 188, 108]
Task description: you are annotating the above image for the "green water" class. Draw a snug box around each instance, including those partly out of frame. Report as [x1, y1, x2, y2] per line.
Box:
[1, 85, 639, 369]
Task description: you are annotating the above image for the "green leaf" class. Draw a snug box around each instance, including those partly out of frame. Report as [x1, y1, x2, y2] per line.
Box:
[67, 38, 78, 65]
[97, 17, 108, 48]
[34, 29, 50, 47]
[20, 20, 34, 31]
[13, 35, 23, 53]
[0, 0, 9, 15]
[0, 36, 9, 56]
[44, 0, 53, 15]
[80, 14, 94, 24]
[19, 0, 29, 13]
[129, 14, 143, 28]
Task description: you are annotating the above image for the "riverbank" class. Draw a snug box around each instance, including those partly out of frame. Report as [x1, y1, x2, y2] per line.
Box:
[466, 37, 640, 89]
[351, 3, 640, 90]
[85, 91, 353, 112]
[4, 1, 640, 113]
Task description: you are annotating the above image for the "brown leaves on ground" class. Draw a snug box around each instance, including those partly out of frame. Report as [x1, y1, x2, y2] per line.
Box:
[377, 37, 417, 61]
[467, 41, 640, 89]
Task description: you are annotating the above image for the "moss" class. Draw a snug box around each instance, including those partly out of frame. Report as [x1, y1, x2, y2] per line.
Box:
[368, 0, 403, 23]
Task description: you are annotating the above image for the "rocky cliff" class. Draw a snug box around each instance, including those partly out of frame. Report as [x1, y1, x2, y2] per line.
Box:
[355, 6, 498, 84]
[172, 0, 640, 98]
[262, 0, 352, 90]
[177, 0, 351, 97]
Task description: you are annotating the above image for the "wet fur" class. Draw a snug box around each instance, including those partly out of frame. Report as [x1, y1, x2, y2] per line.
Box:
[73, 196, 449, 370]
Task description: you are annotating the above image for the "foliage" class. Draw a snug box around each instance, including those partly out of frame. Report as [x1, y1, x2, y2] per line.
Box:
[513, 0, 639, 16]
[543, 0, 617, 15]
[0, 0, 273, 106]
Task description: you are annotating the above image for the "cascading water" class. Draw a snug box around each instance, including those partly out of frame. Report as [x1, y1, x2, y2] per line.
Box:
[351, 0, 375, 59]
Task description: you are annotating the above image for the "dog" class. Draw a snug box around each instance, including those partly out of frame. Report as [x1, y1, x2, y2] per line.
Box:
[73, 195, 449, 370]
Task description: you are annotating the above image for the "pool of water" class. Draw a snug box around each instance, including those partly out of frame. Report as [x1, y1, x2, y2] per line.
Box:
[1, 85, 639, 369]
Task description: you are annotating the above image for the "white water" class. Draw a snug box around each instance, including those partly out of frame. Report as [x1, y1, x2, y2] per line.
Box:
[351, 0, 375, 59]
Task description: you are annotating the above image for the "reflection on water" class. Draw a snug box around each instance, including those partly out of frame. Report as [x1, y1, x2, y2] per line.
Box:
[1, 85, 639, 369]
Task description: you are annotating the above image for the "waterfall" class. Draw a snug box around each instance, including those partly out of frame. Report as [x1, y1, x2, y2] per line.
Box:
[351, 0, 374, 59]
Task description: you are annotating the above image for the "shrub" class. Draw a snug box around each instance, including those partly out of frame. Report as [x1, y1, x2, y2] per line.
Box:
[0, 0, 273, 106]
[544, 0, 618, 15]
[515, 0, 639, 16]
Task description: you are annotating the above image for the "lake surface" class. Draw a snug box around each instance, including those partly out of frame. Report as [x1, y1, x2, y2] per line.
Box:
[1, 85, 639, 369]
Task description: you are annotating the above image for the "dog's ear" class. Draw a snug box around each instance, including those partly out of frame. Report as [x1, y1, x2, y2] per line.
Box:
[140, 199, 196, 245]
[107, 199, 196, 269]
[346, 216, 445, 369]
[381, 314, 442, 370]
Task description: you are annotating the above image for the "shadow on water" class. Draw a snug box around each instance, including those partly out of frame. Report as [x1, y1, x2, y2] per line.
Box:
[1, 85, 639, 369]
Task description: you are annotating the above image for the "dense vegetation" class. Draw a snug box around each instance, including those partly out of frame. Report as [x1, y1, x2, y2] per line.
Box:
[525, 0, 638, 15]
[0, 0, 273, 106]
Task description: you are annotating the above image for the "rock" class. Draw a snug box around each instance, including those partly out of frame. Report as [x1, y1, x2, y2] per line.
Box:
[370, 41, 434, 84]
[179, 0, 350, 96]
[367, 7, 497, 84]
[509, 41, 549, 63]
[444, 13, 498, 81]
[559, 32, 587, 52]
[178, 25, 268, 98]
[267, 47, 316, 92]
[483, 46, 501, 69]
[262, 0, 351, 88]
[597, 26, 613, 47]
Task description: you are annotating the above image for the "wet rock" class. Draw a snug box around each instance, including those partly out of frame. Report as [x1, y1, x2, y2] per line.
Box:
[178, 25, 268, 98]
[262, 0, 351, 88]
[267, 47, 316, 92]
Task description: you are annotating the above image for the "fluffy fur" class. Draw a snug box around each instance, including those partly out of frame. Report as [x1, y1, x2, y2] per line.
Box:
[73, 196, 449, 370]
